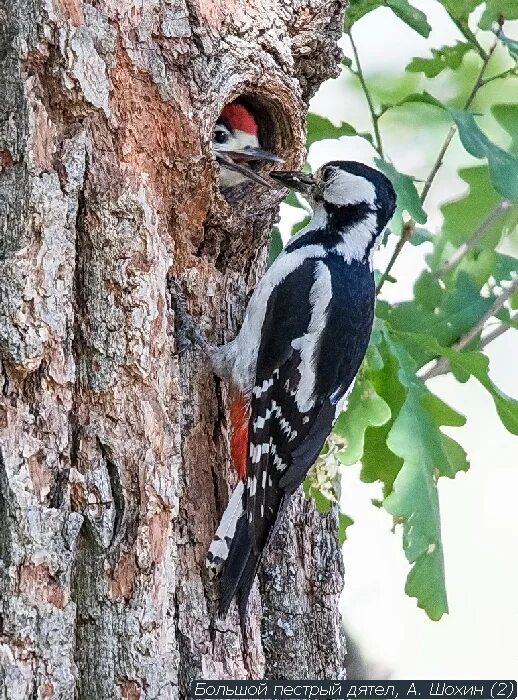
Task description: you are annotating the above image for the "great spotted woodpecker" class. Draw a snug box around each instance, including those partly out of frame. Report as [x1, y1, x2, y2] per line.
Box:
[214, 101, 282, 188]
[174, 161, 396, 618]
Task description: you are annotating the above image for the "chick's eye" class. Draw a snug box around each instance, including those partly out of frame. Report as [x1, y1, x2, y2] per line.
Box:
[321, 167, 334, 182]
[214, 129, 228, 144]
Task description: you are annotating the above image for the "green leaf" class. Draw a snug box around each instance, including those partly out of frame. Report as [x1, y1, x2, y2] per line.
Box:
[386, 0, 431, 37]
[441, 433, 470, 476]
[393, 331, 518, 435]
[439, 166, 502, 249]
[338, 512, 354, 544]
[382, 331, 469, 620]
[409, 227, 433, 246]
[374, 158, 427, 224]
[292, 215, 310, 235]
[388, 90, 445, 111]
[357, 331, 405, 495]
[381, 95, 518, 200]
[436, 0, 481, 20]
[496, 30, 518, 59]
[479, 0, 518, 29]
[492, 104, 518, 154]
[430, 165, 518, 278]
[344, 0, 384, 28]
[365, 324, 385, 371]
[448, 108, 518, 201]
[458, 249, 498, 287]
[306, 113, 357, 147]
[344, 0, 431, 34]
[420, 390, 466, 428]
[312, 489, 332, 514]
[414, 271, 443, 311]
[357, 131, 375, 147]
[406, 43, 472, 78]
[284, 191, 304, 209]
[379, 273, 494, 366]
[334, 376, 392, 465]
[383, 391, 449, 620]
[458, 250, 517, 289]
[267, 227, 283, 266]
[446, 350, 518, 434]
[383, 340, 451, 620]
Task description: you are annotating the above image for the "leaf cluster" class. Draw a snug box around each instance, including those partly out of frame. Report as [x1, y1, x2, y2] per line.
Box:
[278, 0, 518, 619]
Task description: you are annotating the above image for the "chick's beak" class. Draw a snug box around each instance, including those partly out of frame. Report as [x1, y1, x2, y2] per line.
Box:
[215, 146, 284, 187]
[269, 170, 316, 194]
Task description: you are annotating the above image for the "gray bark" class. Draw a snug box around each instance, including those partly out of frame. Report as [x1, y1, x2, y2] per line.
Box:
[0, 0, 346, 697]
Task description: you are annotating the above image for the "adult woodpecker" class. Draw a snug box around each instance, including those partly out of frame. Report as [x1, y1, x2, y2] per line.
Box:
[174, 161, 396, 618]
[214, 101, 283, 188]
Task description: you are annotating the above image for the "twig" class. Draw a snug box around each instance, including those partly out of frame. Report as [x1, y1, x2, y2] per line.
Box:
[421, 40, 497, 206]
[480, 66, 518, 87]
[376, 220, 414, 294]
[420, 126, 457, 205]
[420, 278, 518, 380]
[377, 38, 499, 295]
[448, 13, 488, 61]
[477, 310, 518, 350]
[479, 320, 513, 349]
[347, 28, 384, 158]
[436, 200, 512, 276]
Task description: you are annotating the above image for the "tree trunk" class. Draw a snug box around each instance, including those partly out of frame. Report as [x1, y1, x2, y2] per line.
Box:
[0, 0, 346, 697]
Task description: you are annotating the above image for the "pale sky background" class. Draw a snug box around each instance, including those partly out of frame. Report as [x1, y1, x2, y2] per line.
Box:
[279, 0, 518, 680]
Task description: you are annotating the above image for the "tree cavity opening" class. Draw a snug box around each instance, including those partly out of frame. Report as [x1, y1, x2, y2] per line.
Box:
[213, 92, 296, 202]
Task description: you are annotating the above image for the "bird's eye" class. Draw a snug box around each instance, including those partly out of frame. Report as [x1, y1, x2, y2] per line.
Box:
[321, 166, 334, 182]
[214, 129, 229, 144]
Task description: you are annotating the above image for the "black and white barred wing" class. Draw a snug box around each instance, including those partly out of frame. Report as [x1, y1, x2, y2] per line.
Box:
[246, 258, 344, 554]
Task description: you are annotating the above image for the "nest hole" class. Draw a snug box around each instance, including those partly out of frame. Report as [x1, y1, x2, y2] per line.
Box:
[214, 92, 297, 203]
[198, 90, 301, 268]
[238, 93, 293, 162]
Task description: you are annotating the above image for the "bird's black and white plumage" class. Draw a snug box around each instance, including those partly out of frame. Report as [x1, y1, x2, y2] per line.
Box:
[202, 161, 396, 618]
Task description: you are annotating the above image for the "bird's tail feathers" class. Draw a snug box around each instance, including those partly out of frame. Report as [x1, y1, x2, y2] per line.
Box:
[206, 481, 245, 576]
[218, 512, 260, 619]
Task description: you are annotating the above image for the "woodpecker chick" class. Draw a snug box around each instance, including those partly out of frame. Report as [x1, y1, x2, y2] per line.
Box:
[175, 161, 396, 620]
[214, 102, 283, 188]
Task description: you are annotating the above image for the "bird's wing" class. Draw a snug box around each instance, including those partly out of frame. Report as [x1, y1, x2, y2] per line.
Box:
[245, 256, 373, 554]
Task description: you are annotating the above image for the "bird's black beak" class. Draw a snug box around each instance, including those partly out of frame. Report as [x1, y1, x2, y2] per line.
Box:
[269, 170, 316, 194]
[215, 148, 283, 188]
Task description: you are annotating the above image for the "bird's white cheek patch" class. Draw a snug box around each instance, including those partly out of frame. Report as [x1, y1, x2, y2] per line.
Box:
[325, 172, 377, 207]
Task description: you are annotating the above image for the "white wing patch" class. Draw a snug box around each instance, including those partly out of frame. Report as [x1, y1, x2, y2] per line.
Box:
[228, 248, 326, 394]
[290, 261, 333, 412]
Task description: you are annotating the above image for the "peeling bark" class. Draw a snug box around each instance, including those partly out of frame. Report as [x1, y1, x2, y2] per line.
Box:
[0, 0, 346, 697]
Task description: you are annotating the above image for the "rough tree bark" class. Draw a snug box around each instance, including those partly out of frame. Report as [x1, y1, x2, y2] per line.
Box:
[0, 0, 347, 696]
